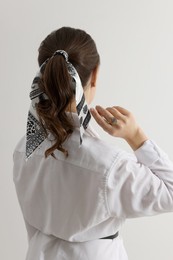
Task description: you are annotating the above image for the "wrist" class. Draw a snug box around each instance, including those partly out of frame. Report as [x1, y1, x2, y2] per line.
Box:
[125, 127, 148, 151]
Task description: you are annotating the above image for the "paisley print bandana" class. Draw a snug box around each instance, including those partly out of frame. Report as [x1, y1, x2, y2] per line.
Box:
[26, 50, 91, 159]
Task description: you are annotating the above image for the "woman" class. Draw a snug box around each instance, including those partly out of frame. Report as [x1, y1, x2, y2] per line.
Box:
[13, 26, 173, 260]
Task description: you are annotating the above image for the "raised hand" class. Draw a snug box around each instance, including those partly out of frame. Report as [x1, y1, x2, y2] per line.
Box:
[90, 105, 148, 150]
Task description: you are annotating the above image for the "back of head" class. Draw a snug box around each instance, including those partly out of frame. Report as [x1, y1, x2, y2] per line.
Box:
[36, 27, 100, 157]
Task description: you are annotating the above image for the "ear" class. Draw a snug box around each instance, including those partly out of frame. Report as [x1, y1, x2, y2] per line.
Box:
[91, 65, 99, 87]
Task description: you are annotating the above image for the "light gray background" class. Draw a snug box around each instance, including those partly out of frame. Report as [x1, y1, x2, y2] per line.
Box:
[1, 0, 173, 259]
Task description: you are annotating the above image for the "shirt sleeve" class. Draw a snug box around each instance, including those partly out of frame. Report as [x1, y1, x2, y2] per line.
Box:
[106, 139, 173, 218]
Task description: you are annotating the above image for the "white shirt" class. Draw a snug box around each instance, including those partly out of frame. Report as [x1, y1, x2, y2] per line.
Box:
[13, 113, 173, 260]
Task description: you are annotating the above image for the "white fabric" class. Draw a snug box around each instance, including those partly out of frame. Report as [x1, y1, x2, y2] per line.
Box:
[13, 113, 173, 260]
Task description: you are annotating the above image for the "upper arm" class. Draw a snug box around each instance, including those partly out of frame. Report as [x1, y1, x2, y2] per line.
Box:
[106, 141, 173, 218]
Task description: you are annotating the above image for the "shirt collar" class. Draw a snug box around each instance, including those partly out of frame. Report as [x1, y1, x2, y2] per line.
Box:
[67, 112, 100, 139]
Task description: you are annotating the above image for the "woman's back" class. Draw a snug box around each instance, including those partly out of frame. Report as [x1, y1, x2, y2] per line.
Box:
[13, 113, 128, 259]
[13, 112, 173, 259]
[13, 114, 123, 240]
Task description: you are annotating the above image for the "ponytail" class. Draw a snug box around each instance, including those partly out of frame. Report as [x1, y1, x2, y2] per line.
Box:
[36, 55, 75, 157]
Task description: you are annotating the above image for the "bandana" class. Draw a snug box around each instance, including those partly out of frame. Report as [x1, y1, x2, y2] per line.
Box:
[26, 50, 91, 159]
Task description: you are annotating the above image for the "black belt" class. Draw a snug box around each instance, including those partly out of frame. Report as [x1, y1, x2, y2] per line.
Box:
[100, 231, 119, 240]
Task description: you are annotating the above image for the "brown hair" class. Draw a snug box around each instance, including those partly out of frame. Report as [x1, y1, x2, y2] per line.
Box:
[36, 27, 100, 157]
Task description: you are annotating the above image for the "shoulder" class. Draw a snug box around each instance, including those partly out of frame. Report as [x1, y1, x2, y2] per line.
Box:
[13, 127, 126, 175]
[13, 135, 26, 155]
[58, 127, 125, 174]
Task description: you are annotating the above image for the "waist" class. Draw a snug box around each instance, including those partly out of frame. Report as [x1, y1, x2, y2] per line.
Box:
[100, 231, 119, 240]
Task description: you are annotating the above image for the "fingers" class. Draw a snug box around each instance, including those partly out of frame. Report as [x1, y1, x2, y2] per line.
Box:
[90, 105, 146, 148]
[90, 105, 132, 125]
[90, 105, 132, 137]
[113, 106, 131, 116]
[95, 106, 119, 123]
[90, 107, 115, 134]
[106, 107, 126, 122]
[93, 105, 127, 123]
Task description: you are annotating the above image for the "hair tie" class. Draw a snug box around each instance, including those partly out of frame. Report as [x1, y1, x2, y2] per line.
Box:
[26, 50, 91, 159]
[52, 50, 69, 62]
